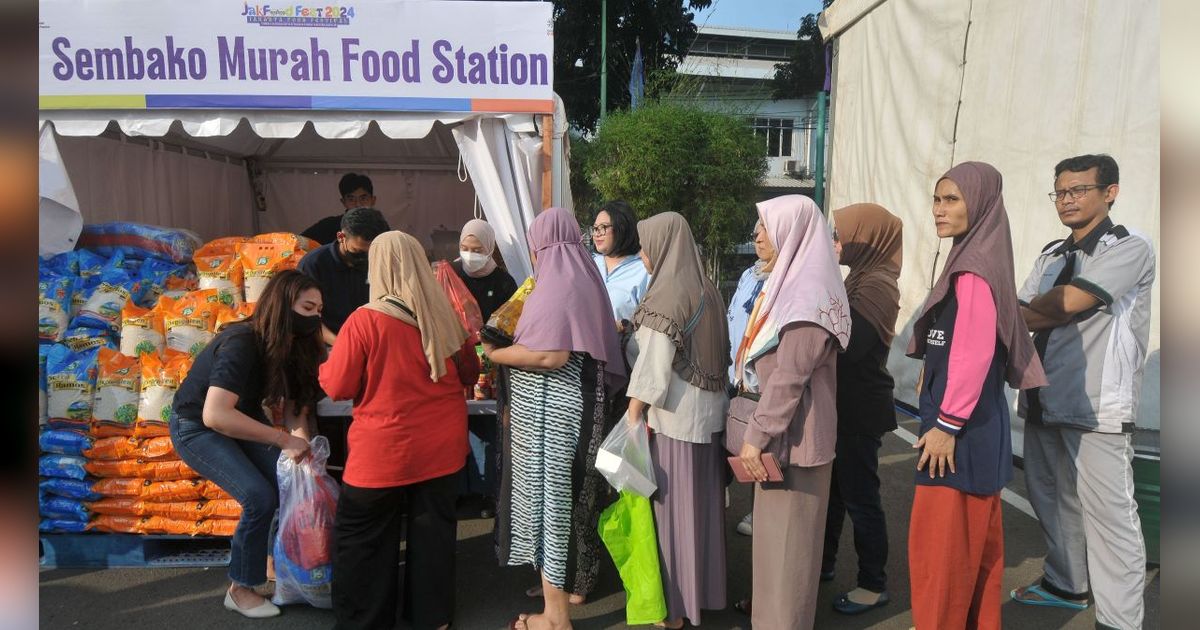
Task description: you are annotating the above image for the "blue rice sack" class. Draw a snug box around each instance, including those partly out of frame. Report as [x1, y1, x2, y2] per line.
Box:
[60, 327, 118, 354]
[39, 429, 93, 456]
[39, 518, 90, 534]
[78, 222, 203, 264]
[39, 455, 90, 481]
[39, 344, 53, 425]
[137, 258, 188, 307]
[39, 477, 102, 501]
[39, 272, 79, 343]
[71, 265, 139, 332]
[40, 496, 91, 522]
[77, 250, 112, 282]
[45, 345, 99, 431]
[41, 251, 79, 277]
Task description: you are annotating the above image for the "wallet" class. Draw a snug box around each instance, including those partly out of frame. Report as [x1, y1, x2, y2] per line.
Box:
[727, 453, 784, 483]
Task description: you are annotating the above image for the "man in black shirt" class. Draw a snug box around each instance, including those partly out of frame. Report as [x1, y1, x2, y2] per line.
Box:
[300, 173, 377, 245]
[298, 207, 389, 346]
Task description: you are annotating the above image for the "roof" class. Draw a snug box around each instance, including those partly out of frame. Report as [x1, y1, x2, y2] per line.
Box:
[697, 25, 799, 41]
[761, 176, 815, 189]
[677, 55, 783, 80]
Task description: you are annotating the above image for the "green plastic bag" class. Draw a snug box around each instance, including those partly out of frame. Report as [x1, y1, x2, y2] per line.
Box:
[598, 490, 667, 625]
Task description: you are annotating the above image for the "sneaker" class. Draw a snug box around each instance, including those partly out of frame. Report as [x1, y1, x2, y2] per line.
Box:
[736, 512, 753, 536]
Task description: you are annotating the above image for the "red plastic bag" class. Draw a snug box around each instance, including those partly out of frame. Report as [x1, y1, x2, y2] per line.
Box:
[433, 261, 483, 344]
[272, 436, 338, 609]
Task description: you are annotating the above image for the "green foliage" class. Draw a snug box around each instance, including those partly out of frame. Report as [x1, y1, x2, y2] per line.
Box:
[772, 0, 835, 100]
[585, 103, 767, 262]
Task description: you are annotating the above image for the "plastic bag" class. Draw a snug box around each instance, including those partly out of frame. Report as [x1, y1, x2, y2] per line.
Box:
[39, 455, 89, 480]
[39, 477, 102, 502]
[78, 222, 203, 264]
[482, 276, 536, 346]
[92, 348, 141, 435]
[39, 429, 93, 456]
[595, 415, 658, 497]
[598, 491, 668, 625]
[433, 261, 484, 344]
[72, 264, 139, 332]
[120, 302, 164, 358]
[46, 345, 100, 432]
[273, 436, 339, 609]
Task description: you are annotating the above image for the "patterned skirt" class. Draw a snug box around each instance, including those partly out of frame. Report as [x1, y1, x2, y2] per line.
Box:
[494, 353, 614, 593]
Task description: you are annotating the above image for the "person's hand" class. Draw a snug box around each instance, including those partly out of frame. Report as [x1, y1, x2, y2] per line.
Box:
[739, 443, 768, 483]
[615, 319, 626, 334]
[481, 341, 497, 358]
[280, 433, 311, 462]
[915, 427, 956, 478]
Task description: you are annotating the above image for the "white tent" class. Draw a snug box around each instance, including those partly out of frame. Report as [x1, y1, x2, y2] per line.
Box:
[819, 0, 1160, 450]
[38, 99, 573, 283]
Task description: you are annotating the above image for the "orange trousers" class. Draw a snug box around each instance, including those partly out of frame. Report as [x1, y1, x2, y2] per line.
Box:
[908, 485, 1004, 630]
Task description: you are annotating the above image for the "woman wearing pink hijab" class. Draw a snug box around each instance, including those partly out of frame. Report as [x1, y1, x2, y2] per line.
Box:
[731, 194, 850, 630]
[483, 207, 624, 630]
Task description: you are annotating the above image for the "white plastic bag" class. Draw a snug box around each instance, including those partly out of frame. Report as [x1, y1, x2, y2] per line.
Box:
[272, 436, 339, 609]
[595, 414, 658, 497]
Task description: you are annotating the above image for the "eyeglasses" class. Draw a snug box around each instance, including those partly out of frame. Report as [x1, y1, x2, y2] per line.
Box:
[591, 223, 612, 236]
[1048, 184, 1106, 202]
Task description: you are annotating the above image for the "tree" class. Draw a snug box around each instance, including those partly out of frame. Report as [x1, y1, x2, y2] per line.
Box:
[772, 0, 835, 100]
[584, 102, 767, 278]
[550, 0, 713, 132]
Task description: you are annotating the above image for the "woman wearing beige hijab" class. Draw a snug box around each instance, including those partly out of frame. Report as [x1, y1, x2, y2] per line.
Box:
[320, 231, 481, 630]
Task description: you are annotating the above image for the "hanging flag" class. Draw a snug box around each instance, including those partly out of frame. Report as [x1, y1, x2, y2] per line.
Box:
[628, 39, 645, 109]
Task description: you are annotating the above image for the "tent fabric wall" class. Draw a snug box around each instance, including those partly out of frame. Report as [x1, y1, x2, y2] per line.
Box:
[38, 125, 83, 256]
[821, 0, 1161, 436]
[54, 132, 256, 241]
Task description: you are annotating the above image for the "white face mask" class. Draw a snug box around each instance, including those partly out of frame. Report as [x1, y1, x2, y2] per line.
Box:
[460, 251, 490, 274]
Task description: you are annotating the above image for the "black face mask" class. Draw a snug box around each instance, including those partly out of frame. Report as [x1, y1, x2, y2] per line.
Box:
[292, 311, 322, 337]
[339, 243, 368, 268]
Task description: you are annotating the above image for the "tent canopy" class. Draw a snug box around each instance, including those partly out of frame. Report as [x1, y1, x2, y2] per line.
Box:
[39, 98, 572, 281]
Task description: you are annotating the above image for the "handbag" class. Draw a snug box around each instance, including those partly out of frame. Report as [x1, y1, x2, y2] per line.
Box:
[723, 391, 790, 467]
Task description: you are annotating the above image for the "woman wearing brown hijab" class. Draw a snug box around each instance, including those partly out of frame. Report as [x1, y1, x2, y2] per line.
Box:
[906, 162, 1046, 630]
[626, 212, 729, 628]
[822, 204, 903, 615]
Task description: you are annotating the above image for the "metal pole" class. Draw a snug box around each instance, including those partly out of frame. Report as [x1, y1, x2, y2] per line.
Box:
[814, 90, 827, 210]
[599, 0, 608, 121]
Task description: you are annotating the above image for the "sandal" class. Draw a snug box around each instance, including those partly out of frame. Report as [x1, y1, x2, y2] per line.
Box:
[524, 585, 586, 604]
[832, 590, 890, 615]
[1010, 581, 1089, 610]
[733, 598, 752, 616]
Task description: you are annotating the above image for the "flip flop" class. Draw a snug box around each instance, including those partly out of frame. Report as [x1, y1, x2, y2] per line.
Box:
[508, 613, 530, 630]
[733, 598, 752, 616]
[832, 591, 890, 615]
[524, 585, 585, 604]
[1010, 583, 1089, 610]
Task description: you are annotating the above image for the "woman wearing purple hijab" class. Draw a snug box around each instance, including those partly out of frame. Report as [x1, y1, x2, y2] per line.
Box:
[483, 208, 624, 630]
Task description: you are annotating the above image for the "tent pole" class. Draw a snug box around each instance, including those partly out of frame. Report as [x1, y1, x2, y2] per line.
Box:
[542, 114, 553, 210]
[599, 0, 608, 121]
[814, 90, 828, 210]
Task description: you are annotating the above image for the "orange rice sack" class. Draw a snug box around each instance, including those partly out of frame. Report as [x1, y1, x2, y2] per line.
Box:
[87, 497, 144, 516]
[138, 515, 195, 535]
[201, 481, 233, 501]
[135, 350, 190, 438]
[119, 302, 164, 358]
[160, 291, 222, 357]
[141, 479, 208, 502]
[195, 253, 245, 306]
[91, 348, 141, 436]
[91, 477, 145, 497]
[92, 514, 143, 533]
[193, 518, 239, 537]
[142, 499, 242, 520]
[84, 459, 143, 478]
[85, 458, 199, 481]
[195, 237, 251, 259]
[137, 436, 177, 460]
[239, 243, 300, 303]
[89, 424, 134, 439]
[252, 232, 318, 254]
[161, 276, 194, 300]
[83, 436, 140, 460]
[215, 302, 255, 332]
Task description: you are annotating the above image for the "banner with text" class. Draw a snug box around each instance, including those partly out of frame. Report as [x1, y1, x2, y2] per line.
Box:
[40, 0, 554, 113]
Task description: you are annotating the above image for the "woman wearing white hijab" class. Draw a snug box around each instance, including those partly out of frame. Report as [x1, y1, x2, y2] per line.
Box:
[453, 219, 519, 323]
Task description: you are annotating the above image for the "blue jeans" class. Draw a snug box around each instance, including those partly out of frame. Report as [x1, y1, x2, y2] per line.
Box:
[170, 415, 280, 587]
[460, 414, 497, 498]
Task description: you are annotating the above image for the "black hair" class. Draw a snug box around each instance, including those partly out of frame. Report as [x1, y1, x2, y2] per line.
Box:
[595, 200, 641, 258]
[1055, 154, 1118, 208]
[338, 172, 374, 197]
[340, 207, 390, 240]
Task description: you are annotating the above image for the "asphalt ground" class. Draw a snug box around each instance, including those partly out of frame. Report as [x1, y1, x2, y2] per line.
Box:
[40, 412, 1159, 629]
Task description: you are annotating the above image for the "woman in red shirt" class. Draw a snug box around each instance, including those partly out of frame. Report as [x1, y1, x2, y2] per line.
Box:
[319, 231, 479, 630]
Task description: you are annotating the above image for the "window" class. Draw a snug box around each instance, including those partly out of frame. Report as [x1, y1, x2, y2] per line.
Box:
[751, 118, 794, 157]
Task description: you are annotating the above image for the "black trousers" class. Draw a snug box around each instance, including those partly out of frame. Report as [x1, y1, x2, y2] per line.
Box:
[317, 416, 351, 483]
[821, 432, 889, 593]
[332, 471, 460, 630]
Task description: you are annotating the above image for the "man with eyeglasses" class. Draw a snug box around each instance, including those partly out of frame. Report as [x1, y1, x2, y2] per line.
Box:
[300, 172, 379, 245]
[1012, 154, 1155, 630]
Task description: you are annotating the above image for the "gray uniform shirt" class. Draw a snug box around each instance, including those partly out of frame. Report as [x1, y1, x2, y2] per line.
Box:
[1017, 218, 1156, 433]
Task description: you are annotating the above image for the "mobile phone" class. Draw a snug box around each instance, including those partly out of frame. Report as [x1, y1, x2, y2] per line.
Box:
[727, 453, 784, 483]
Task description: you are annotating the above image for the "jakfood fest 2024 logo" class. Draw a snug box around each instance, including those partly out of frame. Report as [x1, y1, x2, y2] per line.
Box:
[241, 3, 356, 28]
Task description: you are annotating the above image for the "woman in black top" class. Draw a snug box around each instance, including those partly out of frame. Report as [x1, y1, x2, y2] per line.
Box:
[170, 270, 325, 618]
[452, 219, 519, 323]
[821, 204, 904, 615]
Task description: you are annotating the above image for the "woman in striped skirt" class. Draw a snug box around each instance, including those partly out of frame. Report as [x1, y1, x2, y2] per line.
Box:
[484, 208, 626, 630]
